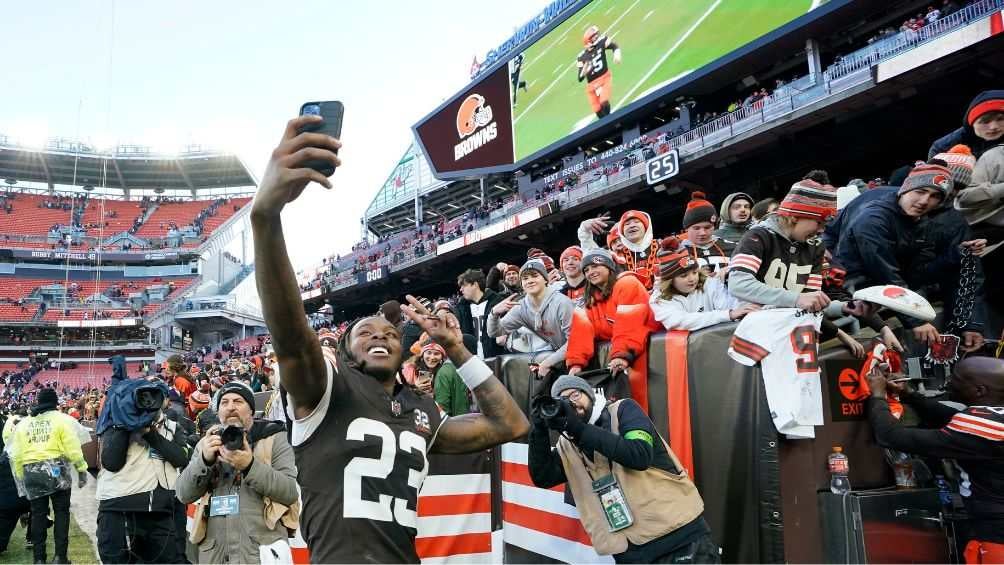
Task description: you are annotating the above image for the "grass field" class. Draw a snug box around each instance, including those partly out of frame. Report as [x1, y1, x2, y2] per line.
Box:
[0, 517, 96, 564]
[511, 0, 816, 160]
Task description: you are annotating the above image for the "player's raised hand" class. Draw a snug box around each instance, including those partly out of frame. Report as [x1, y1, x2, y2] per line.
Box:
[402, 294, 462, 349]
[251, 115, 342, 219]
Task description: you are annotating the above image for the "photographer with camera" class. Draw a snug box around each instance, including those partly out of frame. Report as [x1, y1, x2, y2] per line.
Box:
[528, 375, 718, 564]
[96, 376, 190, 563]
[7, 389, 87, 564]
[176, 381, 298, 564]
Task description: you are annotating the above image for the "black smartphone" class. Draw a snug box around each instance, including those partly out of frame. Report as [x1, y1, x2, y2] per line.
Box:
[298, 101, 344, 176]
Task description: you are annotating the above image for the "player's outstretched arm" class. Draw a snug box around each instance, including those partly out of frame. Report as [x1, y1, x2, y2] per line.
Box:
[251, 115, 342, 417]
[401, 296, 530, 453]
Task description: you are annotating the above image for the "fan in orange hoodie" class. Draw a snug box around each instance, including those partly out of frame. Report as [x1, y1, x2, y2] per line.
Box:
[565, 248, 658, 411]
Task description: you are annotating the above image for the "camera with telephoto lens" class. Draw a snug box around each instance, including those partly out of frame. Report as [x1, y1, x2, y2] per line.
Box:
[532, 396, 563, 419]
[135, 388, 165, 412]
[213, 424, 246, 451]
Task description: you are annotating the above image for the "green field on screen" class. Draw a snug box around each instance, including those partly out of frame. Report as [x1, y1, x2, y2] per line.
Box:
[511, 0, 816, 161]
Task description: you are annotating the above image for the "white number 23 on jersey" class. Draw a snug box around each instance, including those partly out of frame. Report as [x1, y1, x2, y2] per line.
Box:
[343, 417, 429, 528]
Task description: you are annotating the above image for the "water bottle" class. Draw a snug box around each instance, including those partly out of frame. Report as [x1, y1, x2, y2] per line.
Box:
[935, 475, 952, 508]
[829, 446, 851, 494]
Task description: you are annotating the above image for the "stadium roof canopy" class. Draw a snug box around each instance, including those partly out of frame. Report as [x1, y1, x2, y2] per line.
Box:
[0, 136, 256, 193]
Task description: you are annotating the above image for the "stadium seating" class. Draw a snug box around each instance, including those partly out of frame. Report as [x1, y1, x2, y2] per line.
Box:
[79, 198, 144, 235]
[0, 277, 50, 300]
[35, 364, 111, 390]
[0, 194, 75, 237]
[0, 304, 38, 321]
[136, 200, 211, 238]
[201, 197, 252, 233]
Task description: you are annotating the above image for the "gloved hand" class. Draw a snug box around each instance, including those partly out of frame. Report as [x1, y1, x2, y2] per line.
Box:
[77, 471, 88, 488]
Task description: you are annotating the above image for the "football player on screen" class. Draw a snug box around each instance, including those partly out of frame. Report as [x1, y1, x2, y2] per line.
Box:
[576, 24, 622, 119]
[511, 52, 529, 106]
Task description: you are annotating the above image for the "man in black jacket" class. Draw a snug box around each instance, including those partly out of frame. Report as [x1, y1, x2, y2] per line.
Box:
[833, 163, 972, 346]
[455, 268, 507, 359]
[867, 357, 1004, 563]
[528, 375, 717, 563]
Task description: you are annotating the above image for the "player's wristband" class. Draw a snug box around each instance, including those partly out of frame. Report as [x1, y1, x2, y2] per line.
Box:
[457, 356, 493, 391]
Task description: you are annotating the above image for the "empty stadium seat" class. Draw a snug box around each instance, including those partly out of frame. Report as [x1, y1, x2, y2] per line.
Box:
[79, 198, 144, 235]
[0, 194, 75, 237]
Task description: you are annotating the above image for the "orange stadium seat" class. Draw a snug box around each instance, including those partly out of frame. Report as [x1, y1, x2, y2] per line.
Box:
[136, 200, 212, 238]
[79, 198, 145, 236]
[201, 197, 252, 233]
[0, 194, 75, 237]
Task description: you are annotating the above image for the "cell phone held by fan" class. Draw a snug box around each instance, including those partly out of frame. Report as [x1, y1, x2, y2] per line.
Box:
[298, 101, 344, 176]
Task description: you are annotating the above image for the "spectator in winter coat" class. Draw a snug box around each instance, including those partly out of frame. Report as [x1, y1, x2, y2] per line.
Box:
[957, 141, 1004, 333]
[679, 192, 736, 275]
[713, 192, 754, 242]
[566, 249, 656, 410]
[834, 163, 984, 347]
[650, 238, 757, 331]
[729, 179, 835, 313]
[486, 263, 522, 295]
[402, 342, 470, 417]
[956, 139, 1004, 256]
[455, 269, 507, 359]
[928, 90, 1004, 160]
[488, 259, 574, 379]
[552, 245, 587, 306]
[578, 210, 664, 290]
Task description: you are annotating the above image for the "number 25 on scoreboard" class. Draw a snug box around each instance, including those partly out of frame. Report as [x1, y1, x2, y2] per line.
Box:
[645, 149, 680, 186]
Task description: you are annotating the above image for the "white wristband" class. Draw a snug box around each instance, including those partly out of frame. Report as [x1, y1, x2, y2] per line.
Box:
[456, 356, 493, 391]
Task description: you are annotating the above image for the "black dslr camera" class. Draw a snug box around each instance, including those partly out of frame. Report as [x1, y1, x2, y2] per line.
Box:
[135, 388, 165, 412]
[532, 395, 565, 419]
[213, 425, 246, 451]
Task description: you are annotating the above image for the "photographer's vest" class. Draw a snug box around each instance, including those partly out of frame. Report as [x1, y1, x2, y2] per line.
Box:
[556, 400, 704, 556]
[189, 433, 300, 544]
[96, 419, 180, 501]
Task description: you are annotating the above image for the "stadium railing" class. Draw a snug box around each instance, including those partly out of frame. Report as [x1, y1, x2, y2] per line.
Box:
[825, 0, 1003, 82]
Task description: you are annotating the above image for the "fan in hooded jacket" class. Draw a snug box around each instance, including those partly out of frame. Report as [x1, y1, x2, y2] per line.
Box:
[577, 210, 670, 290]
[713, 192, 754, 242]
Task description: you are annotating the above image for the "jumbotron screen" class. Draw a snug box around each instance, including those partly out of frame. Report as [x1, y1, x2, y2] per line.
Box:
[415, 0, 822, 177]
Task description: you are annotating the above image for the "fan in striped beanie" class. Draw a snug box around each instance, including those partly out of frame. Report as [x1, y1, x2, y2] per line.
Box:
[776, 179, 838, 221]
[526, 248, 556, 273]
[932, 144, 975, 188]
[656, 237, 699, 281]
[897, 163, 954, 200]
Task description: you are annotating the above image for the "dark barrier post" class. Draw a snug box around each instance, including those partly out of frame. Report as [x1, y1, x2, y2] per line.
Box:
[777, 345, 893, 563]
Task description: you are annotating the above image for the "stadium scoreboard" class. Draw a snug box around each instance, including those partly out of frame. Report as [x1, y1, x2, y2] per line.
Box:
[414, 0, 835, 179]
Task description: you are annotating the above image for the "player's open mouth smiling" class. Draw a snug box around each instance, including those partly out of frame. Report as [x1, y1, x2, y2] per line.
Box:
[368, 346, 390, 357]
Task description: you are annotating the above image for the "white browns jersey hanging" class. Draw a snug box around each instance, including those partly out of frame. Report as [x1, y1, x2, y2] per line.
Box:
[727, 308, 823, 439]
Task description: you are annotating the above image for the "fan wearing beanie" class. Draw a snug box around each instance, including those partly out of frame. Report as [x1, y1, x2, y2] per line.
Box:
[576, 210, 669, 290]
[565, 248, 658, 411]
[928, 89, 1004, 160]
[487, 257, 575, 379]
[680, 192, 737, 276]
[728, 179, 834, 313]
[554, 245, 588, 305]
[526, 372, 717, 563]
[832, 162, 988, 347]
[400, 340, 470, 416]
[650, 237, 758, 331]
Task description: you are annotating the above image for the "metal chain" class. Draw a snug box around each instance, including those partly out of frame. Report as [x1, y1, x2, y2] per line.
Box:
[945, 248, 979, 337]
